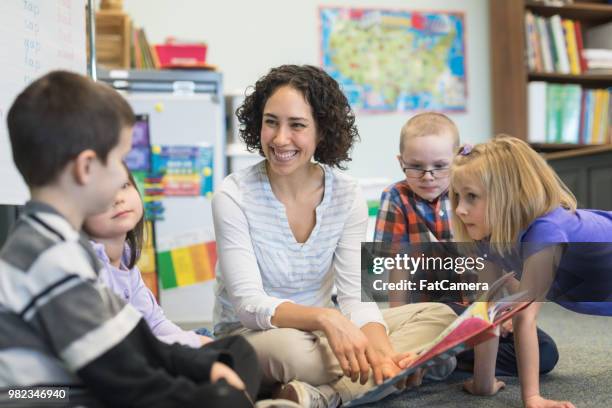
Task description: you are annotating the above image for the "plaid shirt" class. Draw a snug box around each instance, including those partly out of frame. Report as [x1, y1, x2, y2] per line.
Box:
[374, 180, 475, 304]
[374, 180, 452, 243]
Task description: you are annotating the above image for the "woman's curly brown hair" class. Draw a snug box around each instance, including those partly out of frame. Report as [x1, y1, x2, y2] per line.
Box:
[236, 65, 359, 169]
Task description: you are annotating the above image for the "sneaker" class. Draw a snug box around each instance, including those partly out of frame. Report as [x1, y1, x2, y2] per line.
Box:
[255, 398, 303, 408]
[277, 380, 341, 408]
[424, 356, 457, 381]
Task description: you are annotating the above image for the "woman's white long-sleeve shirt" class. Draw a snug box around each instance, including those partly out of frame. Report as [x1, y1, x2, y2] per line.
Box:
[212, 160, 385, 335]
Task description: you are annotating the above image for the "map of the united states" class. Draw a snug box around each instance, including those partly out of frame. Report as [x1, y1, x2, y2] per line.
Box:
[321, 8, 467, 112]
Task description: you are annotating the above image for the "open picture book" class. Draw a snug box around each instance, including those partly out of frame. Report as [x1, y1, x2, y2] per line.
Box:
[345, 273, 531, 407]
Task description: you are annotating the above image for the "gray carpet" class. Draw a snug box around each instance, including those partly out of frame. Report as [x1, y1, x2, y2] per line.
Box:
[361, 303, 612, 408]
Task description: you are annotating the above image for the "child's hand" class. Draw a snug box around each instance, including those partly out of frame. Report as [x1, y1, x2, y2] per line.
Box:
[524, 395, 575, 408]
[500, 319, 514, 337]
[200, 335, 214, 345]
[463, 377, 505, 396]
[377, 351, 421, 389]
[210, 362, 245, 391]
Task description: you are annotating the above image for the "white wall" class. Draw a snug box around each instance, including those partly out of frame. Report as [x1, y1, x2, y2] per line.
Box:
[124, 0, 491, 181]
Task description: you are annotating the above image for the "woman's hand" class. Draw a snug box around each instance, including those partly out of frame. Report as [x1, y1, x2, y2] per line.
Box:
[524, 395, 575, 408]
[318, 309, 375, 384]
[210, 362, 245, 391]
[463, 377, 505, 396]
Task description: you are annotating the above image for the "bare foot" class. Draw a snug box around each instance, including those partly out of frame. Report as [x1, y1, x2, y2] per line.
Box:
[463, 377, 505, 396]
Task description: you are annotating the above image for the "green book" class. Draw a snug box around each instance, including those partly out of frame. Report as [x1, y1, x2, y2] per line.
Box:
[546, 84, 563, 143]
[560, 85, 582, 144]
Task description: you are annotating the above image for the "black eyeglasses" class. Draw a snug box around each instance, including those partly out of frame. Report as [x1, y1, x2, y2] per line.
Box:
[401, 165, 450, 179]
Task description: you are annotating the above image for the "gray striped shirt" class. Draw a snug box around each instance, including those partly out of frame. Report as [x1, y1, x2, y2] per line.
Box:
[0, 201, 141, 386]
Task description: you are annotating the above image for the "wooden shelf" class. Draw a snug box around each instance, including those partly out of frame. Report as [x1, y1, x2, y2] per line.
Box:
[491, 0, 612, 144]
[525, 1, 612, 22]
[530, 143, 593, 153]
[95, 10, 131, 69]
[528, 72, 612, 86]
[542, 143, 612, 160]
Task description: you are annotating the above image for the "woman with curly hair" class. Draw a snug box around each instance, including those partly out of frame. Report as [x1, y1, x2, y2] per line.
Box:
[211, 65, 457, 407]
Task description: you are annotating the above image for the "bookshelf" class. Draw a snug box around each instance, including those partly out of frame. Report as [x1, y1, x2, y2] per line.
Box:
[525, 1, 612, 21]
[490, 0, 612, 152]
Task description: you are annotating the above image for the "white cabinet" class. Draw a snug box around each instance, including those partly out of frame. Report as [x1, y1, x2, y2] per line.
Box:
[99, 69, 226, 324]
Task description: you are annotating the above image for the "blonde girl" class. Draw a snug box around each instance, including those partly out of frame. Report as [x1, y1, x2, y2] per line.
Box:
[449, 136, 612, 408]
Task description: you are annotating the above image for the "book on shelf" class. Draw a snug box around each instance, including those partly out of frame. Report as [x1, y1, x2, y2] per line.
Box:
[546, 84, 563, 142]
[583, 90, 595, 144]
[574, 21, 588, 73]
[536, 16, 555, 72]
[582, 49, 612, 71]
[525, 12, 540, 72]
[579, 90, 588, 144]
[528, 83, 611, 145]
[528, 81, 548, 143]
[560, 84, 581, 143]
[591, 89, 611, 144]
[345, 273, 531, 407]
[562, 19, 581, 75]
[550, 15, 571, 74]
[522, 12, 612, 75]
[130, 26, 160, 69]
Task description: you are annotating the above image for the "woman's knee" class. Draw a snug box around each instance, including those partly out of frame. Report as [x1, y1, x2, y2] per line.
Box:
[248, 328, 332, 384]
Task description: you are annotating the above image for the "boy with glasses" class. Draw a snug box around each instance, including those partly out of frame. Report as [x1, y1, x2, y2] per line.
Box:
[374, 112, 457, 246]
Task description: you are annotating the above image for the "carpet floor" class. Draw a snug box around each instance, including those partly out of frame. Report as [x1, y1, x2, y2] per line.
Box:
[360, 303, 612, 408]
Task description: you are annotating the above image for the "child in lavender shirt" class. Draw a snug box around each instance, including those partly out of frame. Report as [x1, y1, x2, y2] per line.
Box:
[84, 169, 212, 348]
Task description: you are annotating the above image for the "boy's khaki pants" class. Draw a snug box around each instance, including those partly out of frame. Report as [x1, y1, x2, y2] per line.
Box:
[225, 303, 456, 402]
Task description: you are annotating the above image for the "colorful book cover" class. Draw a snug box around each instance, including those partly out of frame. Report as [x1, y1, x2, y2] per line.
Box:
[573, 21, 588, 73]
[546, 18, 560, 73]
[607, 89, 612, 144]
[583, 90, 595, 145]
[536, 16, 554, 73]
[346, 274, 531, 407]
[578, 90, 587, 144]
[560, 85, 582, 144]
[562, 19, 581, 75]
[525, 11, 537, 71]
[133, 25, 141, 69]
[531, 15, 544, 72]
[546, 84, 562, 143]
[550, 15, 570, 74]
[599, 90, 610, 144]
[592, 90, 604, 144]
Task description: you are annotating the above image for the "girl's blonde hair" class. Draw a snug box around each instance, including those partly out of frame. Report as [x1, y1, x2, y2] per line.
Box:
[449, 135, 576, 253]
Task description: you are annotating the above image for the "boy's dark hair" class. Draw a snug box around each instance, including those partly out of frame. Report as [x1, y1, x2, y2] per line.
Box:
[125, 168, 145, 270]
[7, 70, 135, 187]
[236, 65, 359, 169]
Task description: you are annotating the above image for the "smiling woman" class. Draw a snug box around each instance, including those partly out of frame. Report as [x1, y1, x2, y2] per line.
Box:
[237, 65, 358, 170]
[212, 65, 458, 407]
